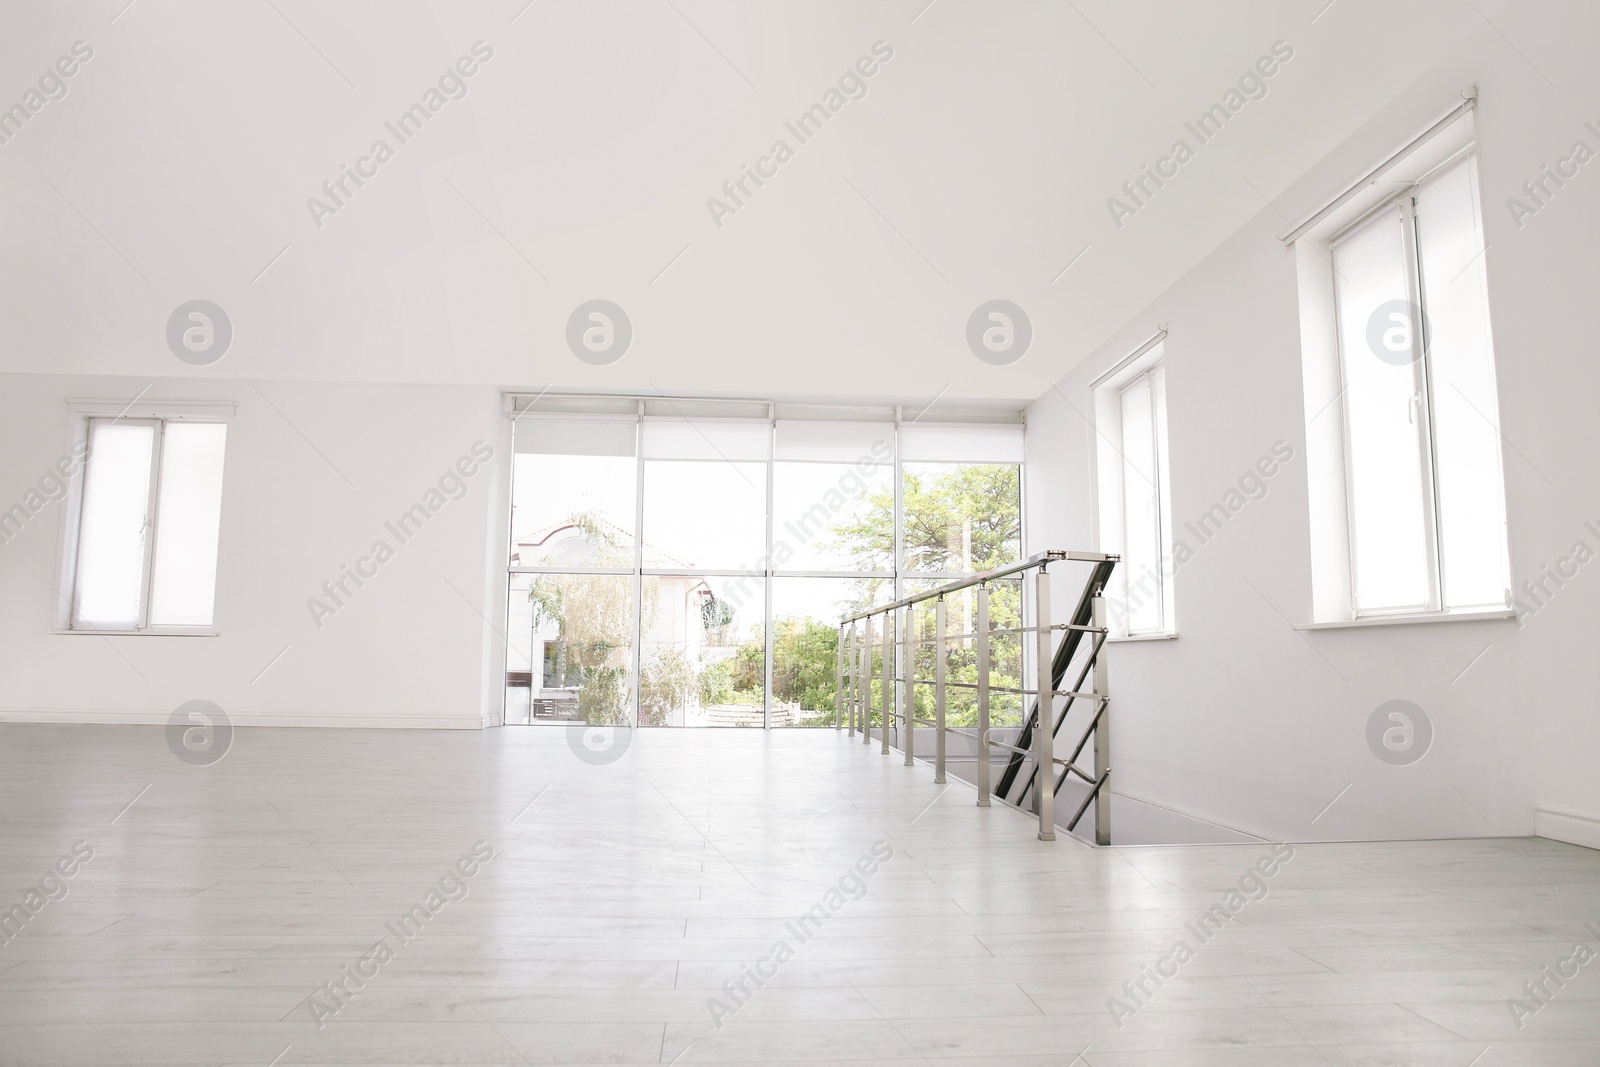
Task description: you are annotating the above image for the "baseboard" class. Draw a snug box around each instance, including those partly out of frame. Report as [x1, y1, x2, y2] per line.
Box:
[0, 708, 485, 730]
[1536, 804, 1600, 851]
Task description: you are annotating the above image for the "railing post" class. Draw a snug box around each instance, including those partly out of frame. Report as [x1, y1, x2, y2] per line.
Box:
[862, 614, 874, 746]
[835, 624, 845, 731]
[881, 607, 893, 756]
[846, 624, 857, 736]
[903, 602, 915, 767]
[1034, 567, 1056, 842]
[934, 597, 946, 784]
[975, 583, 991, 807]
[1093, 593, 1111, 846]
[854, 622, 863, 736]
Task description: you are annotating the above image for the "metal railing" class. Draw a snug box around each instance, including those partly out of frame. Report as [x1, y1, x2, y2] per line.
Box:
[834, 550, 1117, 843]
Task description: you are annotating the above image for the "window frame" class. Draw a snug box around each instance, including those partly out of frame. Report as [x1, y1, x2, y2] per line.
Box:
[501, 397, 1025, 727]
[1290, 103, 1512, 626]
[1093, 343, 1176, 638]
[1326, 151, 1507, 619]
[56, 400, 234, 637]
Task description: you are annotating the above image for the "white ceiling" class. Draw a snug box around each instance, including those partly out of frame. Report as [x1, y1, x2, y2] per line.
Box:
[0, 0, 1509, 403]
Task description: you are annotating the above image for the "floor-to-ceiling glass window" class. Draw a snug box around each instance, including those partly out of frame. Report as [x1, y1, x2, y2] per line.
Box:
[505, 413, 638, 725]
[770, 419, 896, 727]
[896, 421, 1026, 740]
[639, 416, 770, 727]
[503, 399, 1023, 728]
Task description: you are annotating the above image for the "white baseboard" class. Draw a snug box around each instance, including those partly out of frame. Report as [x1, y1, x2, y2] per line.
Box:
[0, 708, 484, 730]
[1536, 804, 1600, 851]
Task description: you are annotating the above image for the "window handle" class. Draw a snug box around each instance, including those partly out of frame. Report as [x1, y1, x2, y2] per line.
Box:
[1408, 392, 1421, 425]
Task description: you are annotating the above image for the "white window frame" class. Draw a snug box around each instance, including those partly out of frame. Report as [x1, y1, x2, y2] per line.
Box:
[56, 399, 235, 636]
[1092, 340, 1176, 638]
[1289, 100, 1512, 624]
[500, 393, 1025, 727]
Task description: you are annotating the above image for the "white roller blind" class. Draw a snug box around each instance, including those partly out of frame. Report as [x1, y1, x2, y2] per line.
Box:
[1333, 206, 1434, 613]
[642, 418, 770, 461]
[898, 422, 1023, 463]
[514, 417, 636, 457]
[149, 423, 228, 627]
[774, 420, 893, 462]
[1417, 156, 1508, 609]
[73, 420, 156, 628]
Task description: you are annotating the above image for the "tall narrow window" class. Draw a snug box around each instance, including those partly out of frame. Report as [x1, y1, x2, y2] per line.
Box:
[1094, 348, 1174, 637]
[70, 418, 228, 631]
[1118, 368, 1170, 634]
[1330, 152, 1508, 616]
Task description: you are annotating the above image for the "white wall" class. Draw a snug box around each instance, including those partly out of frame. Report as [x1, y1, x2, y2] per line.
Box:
[0, 375, 509, 730]
[1027, 18, 1600, 846]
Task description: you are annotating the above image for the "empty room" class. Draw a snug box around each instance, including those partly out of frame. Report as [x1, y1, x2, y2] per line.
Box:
[2, 0, 1598, 1063]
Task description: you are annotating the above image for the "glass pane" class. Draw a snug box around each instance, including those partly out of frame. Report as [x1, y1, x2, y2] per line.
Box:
[1333, 208, 1434, 612]
[641, 460, 767, 570]
[1120, 375, 1163, 634]
[149, 423, 227, 627]
[901, 463, 1022, 573]
[505, 572, 634, 726]
[771, 577, 890, 727]
[772, 461, 893, 572]
[510, 453, 637, 568]
[640, 574, 764, 727]
[1417, 158, 1510, 609]
[900, 577, 1024, 733]
[73, 421, 155, 628]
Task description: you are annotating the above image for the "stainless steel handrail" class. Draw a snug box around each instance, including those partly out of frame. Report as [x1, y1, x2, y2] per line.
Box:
[839, 550, 1115, 623]
[836, 550, 1116, 843]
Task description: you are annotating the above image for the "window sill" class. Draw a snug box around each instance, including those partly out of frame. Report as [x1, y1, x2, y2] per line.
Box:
[1295, 609, 1514, 631]
[1107, 632, 1177, 643]
[53, 628, 219, 637]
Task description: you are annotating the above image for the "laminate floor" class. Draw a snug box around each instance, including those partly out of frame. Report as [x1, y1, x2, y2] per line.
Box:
[1, 723, 1597, 1065]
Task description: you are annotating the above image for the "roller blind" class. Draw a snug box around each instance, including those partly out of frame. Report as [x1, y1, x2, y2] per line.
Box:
[513, 417, 636, 457]
[773, 420, 893, 463]
[642, 418, 770, 461]
[898, 423, 1023, 463]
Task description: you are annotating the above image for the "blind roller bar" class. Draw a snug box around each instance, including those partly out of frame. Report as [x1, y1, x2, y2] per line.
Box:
[1088, 328, 1168, 389]
[1278, 95, 1476, 246]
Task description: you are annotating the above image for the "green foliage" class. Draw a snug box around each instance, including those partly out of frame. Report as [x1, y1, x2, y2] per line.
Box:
[829, 463, 1021, 575]
[639, 646, 695, 727]
[698, 659, 734, 706]
[789, 462, 1023, 727]
[701, 596, 733, 630]
[528, 512, 658, 726]
[730, 639, 764, 696]
[907, 581, 1024, 729]
[528, 466, 1022, 727]
[771, 616, 840, 712]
